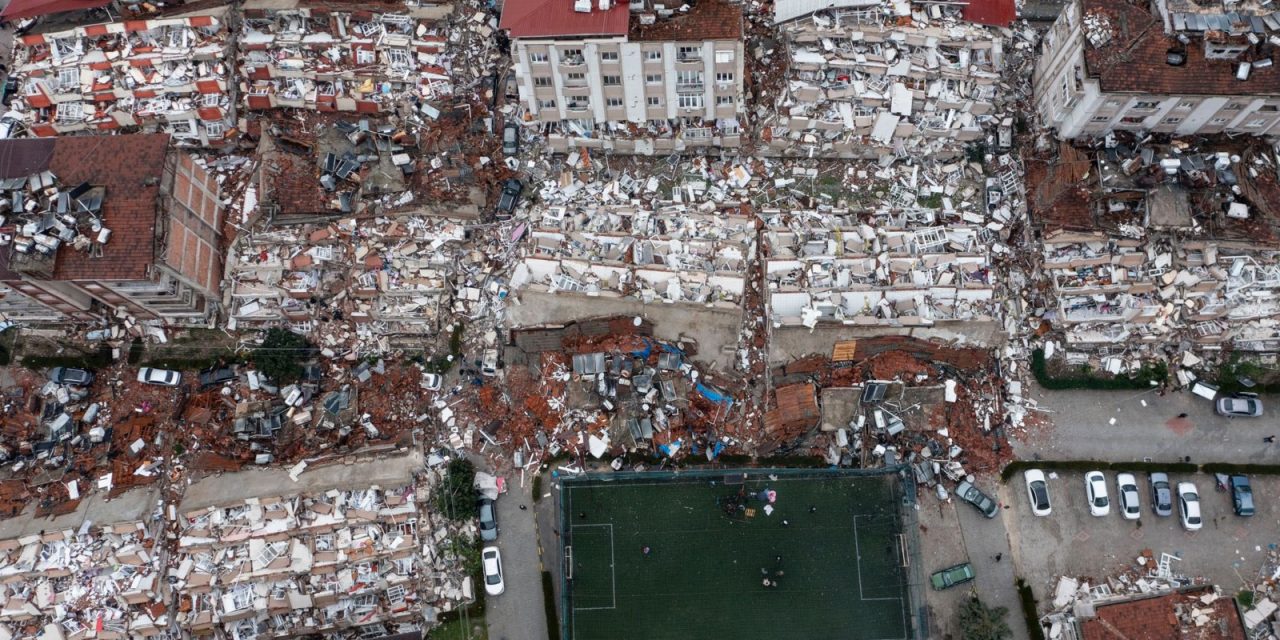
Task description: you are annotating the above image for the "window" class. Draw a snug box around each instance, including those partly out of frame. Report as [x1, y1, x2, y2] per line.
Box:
[385, 48, 411, 69]
[55, 102, 84, 123]
[1162, 117, 1181, 124]
[561, 48, 583, 61]
[716, 95, 734, 106]
[715, 50, 734, 63]
[646, 50, 661, 61]
[538, 99, 556, 109]
[1119, 116, 1145, 124]
[168, 118, 197, 138]
[1211, 117, 1229, 124]
[1225, 102, 1244, 110]
[56, 68, 78, 91]
[678, 94, 704, 109]
[1246, 118, 1267, 128]
[565, 72, 586, 85]
[1104, 99, 1122, 107]
[676, 70, 703, 86]
[678, 46, 700, 61]
[602, 75, 621, 86]
[715, 72, 734, 84]
[646, 74, 662, 84]
[1133, 101, 1159, 109]
[529, 52, 548, 63]
[601, 51, 619, 62]
[1260, 105, 1279, 112]
[607, 97, 623, 107]
[202, 93, 221, 107]
[1176, 100, 1195, 109]
[647, 96, 661, 107]
[1091, 115, 1110, 122]
[534, 76, 551, 87]
[566, 95, 590, 109]
[356, 48, 376, 65]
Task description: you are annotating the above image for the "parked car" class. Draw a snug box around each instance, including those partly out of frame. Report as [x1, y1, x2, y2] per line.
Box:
[48, 367, 94, 386]
[930, 563, 975, 590]
[0, 113, 21, 138]
[1216, 393, 1263, 418]
[136, 367, 182, 387]
[1024, 469, 1052, 517]
[956, 480, 998, 518]
[482, 546, 504, 596]
[0, 78, 18, 106]
[422, 373, 442, 391]
[198, 366, 236, 388]
[502, 122, 519, 156]
[1148, 472, 1173, 517]
[1085, 471, 1110, 517]
[1177, 482, 1202, 531]
[478, 498, 498, 541]
[1230, 475, 1255, 517]
[496, 179, 523, 217]
[1116, 473, 1141, 520]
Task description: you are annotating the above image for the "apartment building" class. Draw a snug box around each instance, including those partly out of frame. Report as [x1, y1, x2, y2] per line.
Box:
[239, 0, 453, 114]
[1034, 0, 1280, 139]
[501, 0, 745, 153]
[0, 134, 226, 326]
[9, 3, 235, 146]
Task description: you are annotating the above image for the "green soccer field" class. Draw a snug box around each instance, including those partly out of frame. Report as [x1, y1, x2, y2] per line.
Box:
[558, 470, 914, 640]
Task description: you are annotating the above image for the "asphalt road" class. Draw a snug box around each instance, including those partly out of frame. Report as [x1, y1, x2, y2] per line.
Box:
[1015, 383, 1280, 464]
[486, 479, 549, 640]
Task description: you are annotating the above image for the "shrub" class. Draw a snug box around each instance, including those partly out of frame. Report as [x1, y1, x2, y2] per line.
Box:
[1031, 349, 1167, 391]
[433, 458, 479, 521]
[1016, 578, 1047, 640]
[251, 328, 311, 383]
[959, 595, 1013, 640]
[532, 474, 544, 503]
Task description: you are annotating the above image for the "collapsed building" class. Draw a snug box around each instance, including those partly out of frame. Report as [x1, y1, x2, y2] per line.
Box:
[512, 203, 752, 308]
[1034, 0, 1280, 139]
[8, 2, 235, 146]
[238, 0, 454, 114]
[171, 455, 464, 640]
[501, 0, 746, 153]
[767, 0, 1012, 159]
[0, 134, 226, 326]
[1031, 136, 1280, 356]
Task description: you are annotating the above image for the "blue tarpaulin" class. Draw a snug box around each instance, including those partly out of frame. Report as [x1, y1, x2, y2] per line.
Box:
[697, 383, 734, 407]
[659, 439, 683, 457]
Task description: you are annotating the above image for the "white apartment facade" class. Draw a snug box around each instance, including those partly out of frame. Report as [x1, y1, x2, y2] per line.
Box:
[501, 0, 745, 152]
[1034, 0, 1280, 139]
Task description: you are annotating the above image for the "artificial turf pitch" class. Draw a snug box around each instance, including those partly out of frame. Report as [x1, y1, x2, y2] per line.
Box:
[559, 471, 911, 640]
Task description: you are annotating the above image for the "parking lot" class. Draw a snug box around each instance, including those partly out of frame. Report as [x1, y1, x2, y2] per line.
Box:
[1002, 470, 1279, 603]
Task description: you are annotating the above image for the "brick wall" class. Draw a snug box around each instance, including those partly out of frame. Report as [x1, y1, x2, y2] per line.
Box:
[164, 153, 224, 296]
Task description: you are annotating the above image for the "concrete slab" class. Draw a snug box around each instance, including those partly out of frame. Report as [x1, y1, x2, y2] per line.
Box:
[181, 450, 422, 512]
[506, 291, 742, 370]
[0, 485, 159, 539]
[769, 322, 1003, 365]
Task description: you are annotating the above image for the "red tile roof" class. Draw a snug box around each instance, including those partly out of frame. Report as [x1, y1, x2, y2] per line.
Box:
[46, 134, 169, 281]
[1082, 0, 1280, 96]
[630, 0, 743, 41]
[1079, 589, 1246, 640]
[962, 0, 1015, 27]
[500, 0, 629, 38]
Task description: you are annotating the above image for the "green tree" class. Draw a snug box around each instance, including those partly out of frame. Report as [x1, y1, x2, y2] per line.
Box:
[959, 596, 1012, 640]
[434, 458, 479, 521]
[251, 328, 310, 383]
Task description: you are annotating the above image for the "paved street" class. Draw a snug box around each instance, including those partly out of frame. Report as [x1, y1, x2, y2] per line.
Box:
[1015, 383, 1280, 463]
[919, 485, 1028, 640]
[486, 480, 549, 640]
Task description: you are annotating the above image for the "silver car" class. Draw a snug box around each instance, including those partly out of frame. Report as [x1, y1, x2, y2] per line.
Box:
[1148, 472, 1173, 517]
[136, 367, 182, 387]
[1216, 393, 1263, 417]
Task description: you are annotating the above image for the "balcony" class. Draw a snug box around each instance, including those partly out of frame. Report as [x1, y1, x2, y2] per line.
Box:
[676, 82, 704, 94]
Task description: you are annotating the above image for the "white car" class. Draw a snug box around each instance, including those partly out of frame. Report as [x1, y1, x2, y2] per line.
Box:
[482, 546, 504, 596]
[421, 373, 442, 391]
[136, 367, 182, 387]
[1116, 473, 1141, 520]
[1024, 469, 1052, 517]
[1177, 482, 1202, 531]
[1085, 471, 1110, 517]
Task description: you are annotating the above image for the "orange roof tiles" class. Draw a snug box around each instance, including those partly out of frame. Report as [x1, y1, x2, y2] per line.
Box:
[500, 0, 629, 39]
[1082, 0, 1280, 96]
[629, 0, 743, 41]
[1080, 589, 1246, 640]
